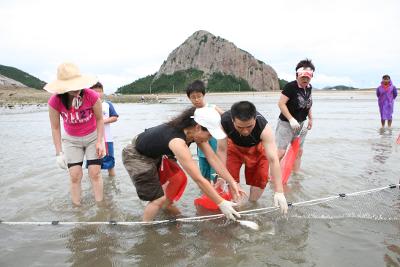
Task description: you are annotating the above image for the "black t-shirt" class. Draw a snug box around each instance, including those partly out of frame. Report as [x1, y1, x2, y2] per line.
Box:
[279, 80, 313, 122]
[135, 124, 187, 158]
[221, 110, 268, 147]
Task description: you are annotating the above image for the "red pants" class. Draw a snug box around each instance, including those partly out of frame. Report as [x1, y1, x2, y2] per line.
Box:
[226, 139, 269, 189]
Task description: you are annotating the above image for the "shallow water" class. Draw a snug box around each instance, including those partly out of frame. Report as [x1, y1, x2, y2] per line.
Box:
[0, 92, 399, 267]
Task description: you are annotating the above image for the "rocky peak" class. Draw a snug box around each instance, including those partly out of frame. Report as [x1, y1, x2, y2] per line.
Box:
[156, 30, 279, 91]
[0, 74, 27, 88]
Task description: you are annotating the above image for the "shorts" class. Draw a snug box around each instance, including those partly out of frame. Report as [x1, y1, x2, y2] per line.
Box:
[226, 139, 269, 189]
[63, 131, 102, 168]
[275, 119, 308, 150]
[122, 136, 164, 202]
[101, 142, 115, 169]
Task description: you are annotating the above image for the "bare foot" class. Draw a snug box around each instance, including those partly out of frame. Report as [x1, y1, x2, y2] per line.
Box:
[72, 201, 82, 207]
[164, 203, 181, 216]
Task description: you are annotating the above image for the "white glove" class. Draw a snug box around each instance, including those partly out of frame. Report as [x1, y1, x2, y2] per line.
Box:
[274, 192, 288, 214]
[56, 152, 68, 169]
[218, 200, 241, 221]
[289, 117, 300, 131]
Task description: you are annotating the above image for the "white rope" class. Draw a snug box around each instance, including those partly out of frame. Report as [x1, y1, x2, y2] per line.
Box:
[346, 185, 395, 196]
[0, 220, 171, 226]
[1, 183, 398, 226]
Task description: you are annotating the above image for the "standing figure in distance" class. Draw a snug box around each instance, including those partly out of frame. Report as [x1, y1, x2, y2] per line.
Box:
[377, 74, 397, 128]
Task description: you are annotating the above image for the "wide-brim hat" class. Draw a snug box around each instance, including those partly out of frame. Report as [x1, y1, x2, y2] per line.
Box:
[43, 62, 98, 94]
[194, 107, 227, 140]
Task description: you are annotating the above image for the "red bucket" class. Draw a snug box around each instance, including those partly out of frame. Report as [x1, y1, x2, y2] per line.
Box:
[158, 156, 187, 202]
[194, 186, 232, 210]
[280, 136, 301, 185]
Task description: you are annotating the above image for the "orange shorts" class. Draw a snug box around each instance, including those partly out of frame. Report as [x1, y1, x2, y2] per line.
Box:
[226, 139, 269, 189]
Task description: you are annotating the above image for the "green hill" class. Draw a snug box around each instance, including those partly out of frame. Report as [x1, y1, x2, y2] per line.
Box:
[116, 68, 253, 94]
[279, 78, 288, 90]
[323, 85, 358, 90]
[0, 64, 46, 89]
[207, 72, 251, 92]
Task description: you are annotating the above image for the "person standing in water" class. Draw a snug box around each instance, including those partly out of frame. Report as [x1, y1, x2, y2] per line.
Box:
[90, 82, 119, 177]
[377, 74, 397, 128]
[276, 59, 315, 173]
[186, 80, 224, 183]
[45, 62, 106, 206]
[217, 101, 288, 213]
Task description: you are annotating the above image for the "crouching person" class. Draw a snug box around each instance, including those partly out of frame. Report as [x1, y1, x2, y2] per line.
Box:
[122, 107, 244, 221]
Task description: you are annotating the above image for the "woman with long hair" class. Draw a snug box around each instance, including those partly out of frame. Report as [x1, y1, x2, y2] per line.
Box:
[122, 106, 243, 221]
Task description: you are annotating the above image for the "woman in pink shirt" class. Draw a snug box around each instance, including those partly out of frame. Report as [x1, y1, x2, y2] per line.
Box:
[44, 62, 105, 206]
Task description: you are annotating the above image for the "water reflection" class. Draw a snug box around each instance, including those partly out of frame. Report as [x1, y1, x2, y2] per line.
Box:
[66, 225, 121, 267]
[126, 225, 187, 266]
[373, 128, 394, 164]
[383, 195, 400, 267]
[2, 96, 400, 266]
[65, 175, 124, 267]
[362, 128, 395, 185]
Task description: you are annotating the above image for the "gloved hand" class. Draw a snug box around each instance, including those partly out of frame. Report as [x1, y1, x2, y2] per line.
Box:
[56, 152, 67, 169]
[274, 192, 288, 214]
[218, 200, 241, 220]
[289, 117, 300, 131]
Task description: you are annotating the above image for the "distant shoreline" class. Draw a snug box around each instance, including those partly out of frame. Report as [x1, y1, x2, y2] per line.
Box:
[0, 87, 376, 106]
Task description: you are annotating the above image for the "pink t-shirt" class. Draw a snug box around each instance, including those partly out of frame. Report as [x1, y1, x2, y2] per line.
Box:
[48, 88, 99, 137]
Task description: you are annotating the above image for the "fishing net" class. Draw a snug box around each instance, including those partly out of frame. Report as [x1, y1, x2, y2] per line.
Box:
[1, 185, 399, 225]
[238, 187, 400, 222]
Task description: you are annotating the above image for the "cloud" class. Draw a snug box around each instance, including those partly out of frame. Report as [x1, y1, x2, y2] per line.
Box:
[0, 0, 399, 92]
[97, 65, 160, 93]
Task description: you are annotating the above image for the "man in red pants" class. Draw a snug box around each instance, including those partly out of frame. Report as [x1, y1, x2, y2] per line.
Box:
[217, 101, 288, 214]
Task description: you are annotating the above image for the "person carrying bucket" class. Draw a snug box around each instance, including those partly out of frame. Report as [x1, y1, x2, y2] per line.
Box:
[276, 59, 315, 173]
[376, 74, 397, 128]
[217, 101, 288, 214]
[122, 107, 244, 221]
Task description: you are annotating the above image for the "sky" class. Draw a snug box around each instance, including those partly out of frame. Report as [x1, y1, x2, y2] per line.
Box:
[0, 0, 399, 93]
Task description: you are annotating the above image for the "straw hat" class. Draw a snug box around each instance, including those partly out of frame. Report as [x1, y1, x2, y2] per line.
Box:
[43, 62, 98, 94]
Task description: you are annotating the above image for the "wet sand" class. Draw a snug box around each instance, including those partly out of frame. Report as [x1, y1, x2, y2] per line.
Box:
[0, 91, 399, 266]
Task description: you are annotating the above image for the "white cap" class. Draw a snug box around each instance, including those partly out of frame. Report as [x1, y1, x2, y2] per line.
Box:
[194, 107, 227, 140]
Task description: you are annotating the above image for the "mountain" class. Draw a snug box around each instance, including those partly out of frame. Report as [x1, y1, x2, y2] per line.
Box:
[0, 74, 27, 88]
[0, 64, 46, 89]
[117, 30, 279, 94]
